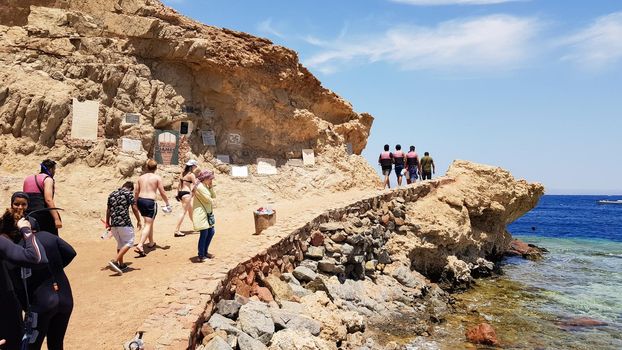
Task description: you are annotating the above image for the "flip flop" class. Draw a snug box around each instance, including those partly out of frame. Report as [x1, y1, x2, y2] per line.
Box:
[174, 231, 185, 237]
[134, 247, 146, 257]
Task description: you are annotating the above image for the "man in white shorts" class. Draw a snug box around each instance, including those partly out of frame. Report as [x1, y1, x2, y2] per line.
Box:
[106, 181, 142, 274]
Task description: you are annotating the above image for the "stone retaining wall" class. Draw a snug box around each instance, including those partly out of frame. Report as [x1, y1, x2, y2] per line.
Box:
[139, 179, 453, 349]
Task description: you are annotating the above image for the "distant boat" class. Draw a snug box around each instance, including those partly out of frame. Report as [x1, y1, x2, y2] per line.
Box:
[598, 200, 622, 204]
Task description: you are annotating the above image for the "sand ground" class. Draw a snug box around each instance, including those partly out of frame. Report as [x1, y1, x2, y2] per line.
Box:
[1, 163, 381, 349]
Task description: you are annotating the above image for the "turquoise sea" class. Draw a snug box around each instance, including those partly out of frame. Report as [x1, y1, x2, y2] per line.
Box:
[414, 195, 622, 349]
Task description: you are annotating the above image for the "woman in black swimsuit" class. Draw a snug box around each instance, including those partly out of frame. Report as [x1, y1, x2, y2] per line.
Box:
[173, 160, 198, 237]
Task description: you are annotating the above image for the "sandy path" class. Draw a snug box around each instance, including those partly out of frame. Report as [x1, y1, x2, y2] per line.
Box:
[60, 186, 377, 349]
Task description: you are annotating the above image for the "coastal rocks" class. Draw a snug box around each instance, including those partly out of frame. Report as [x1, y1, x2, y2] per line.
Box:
[506, 239, 548, 260]
[238, 301, 275, 344]
[465, 323, 499, 346]
[216, 299, 243, 319]
[557, 316, 609, 329]
[268, 329, 333, 350]
[293, 266, 317, 282]
[441, 256, 474, 291]
[270, 309, 322, 335]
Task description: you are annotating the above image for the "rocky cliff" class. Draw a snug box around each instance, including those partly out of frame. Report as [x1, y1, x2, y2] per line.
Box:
[0, 0, 374, 182]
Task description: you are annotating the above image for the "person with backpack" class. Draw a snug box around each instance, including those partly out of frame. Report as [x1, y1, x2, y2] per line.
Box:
[378, 144, 394, 189]
[22, 160, 62, 235]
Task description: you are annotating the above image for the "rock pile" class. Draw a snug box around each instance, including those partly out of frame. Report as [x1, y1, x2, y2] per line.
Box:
[192, 161, 544, 349]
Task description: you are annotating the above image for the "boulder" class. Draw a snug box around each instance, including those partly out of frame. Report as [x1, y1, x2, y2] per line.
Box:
[216, 299, 242, 319]
[208, 313, 236, 330]
[506, 239, 548, 260]
[441, 256, 473, 290]
[237, 332, 268, 350]
[319, 222, 343, 232]
[329, 231, 347, 243]
[252, 285, 275, 303]
[305, 246, 325, 260]
[309, 231, 325, 247]
[204, 335, 233, 350]
[268, 328, 333, 350]
[293, 266, 317, 282]
[289, 283, 312, 298]
[317, 259, 338, 274]
[270, 309, 322, 336]
[262, 274, 295, 302]
[300, 260, 318, 272]
[465, 323, 499, 346]
[237, 301, 275, 345]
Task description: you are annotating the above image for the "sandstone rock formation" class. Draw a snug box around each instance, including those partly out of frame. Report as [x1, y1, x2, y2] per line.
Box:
[194, 161, 544, 349]
[0, 0, 376, 188]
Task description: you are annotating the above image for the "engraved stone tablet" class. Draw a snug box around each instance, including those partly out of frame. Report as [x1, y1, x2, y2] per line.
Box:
[228, 133, 242, 146]
[125, 113, 140, 124]
[302, 149, 315, 166]
[257, 158, 277, 175]
[231, 165, 249, 177]
[120, 138, 142, 153]
[216, 155, 230, 164]
[286, 159, 304, 167]
[71, 98, 99, 140]
[201, 130, 216, 146]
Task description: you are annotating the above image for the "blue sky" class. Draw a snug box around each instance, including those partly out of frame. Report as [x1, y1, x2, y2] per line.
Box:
[163, 0, 622, 194]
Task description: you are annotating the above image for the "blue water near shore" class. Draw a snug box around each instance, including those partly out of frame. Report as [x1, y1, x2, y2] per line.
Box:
[505, 195, 622, 348]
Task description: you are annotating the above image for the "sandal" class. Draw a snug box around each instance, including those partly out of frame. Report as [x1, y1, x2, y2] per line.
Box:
[174, 231, 185, 237]
[146, 242, 156, 248]
[134, 247, 146, 257]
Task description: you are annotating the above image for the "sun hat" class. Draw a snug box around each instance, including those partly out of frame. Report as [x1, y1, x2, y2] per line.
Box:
[185, 159, 199, 167]
[197, 169, 214, 181]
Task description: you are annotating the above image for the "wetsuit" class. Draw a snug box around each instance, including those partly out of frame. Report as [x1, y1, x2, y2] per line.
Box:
[23, 174, 58, 235]
[0, 229, 47, 350]
[378, 151, 393, 175]
[8, 231, 75, 350]
[393, 150, 405, 178]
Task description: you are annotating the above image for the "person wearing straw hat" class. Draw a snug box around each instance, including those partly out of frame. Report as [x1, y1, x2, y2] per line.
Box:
[192, 170, 216, 262]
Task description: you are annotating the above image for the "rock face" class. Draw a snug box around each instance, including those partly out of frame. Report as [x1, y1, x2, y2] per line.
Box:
[0, 0, 378, 189]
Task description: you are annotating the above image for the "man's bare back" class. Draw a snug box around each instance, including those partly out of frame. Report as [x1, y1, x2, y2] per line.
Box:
[136, 173, 166, 201]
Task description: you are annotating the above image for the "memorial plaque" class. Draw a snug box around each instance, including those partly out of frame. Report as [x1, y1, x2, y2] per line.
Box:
[257, 158, 277, 175]
[302, 149, 315, 166]
[286, 159, 304, 167]
[231, 165, 249, 177]
[201, 130, 216, 146]
[120, 138, 142, 153]
[154, 130, 180, 166]
[71, 98, 99, 140]
[203, 107, 216, 118]
[216, 155, 230, 164]
[125, 113, 140, 124]
[228, 133, 242, 146]
[346, 143, 353, 155]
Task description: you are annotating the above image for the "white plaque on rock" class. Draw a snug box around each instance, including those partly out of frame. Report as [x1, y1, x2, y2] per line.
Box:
[216, 155, 230, 164]
[231, 165, 249, 177]
[201, 130, 216, 146]
[120, 138, 142, 153]
[257, 158, 277, 175]
[71, 98, 99, 140]
[302, 149, 315, 166]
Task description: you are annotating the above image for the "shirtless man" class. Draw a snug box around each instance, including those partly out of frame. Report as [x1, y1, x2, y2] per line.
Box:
[134, 159, 170, 256]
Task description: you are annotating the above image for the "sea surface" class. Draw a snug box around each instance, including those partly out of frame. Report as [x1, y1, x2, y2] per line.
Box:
[410, 195, 622, 349]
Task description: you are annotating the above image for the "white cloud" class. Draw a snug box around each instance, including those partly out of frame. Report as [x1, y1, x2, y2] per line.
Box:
[390, 0, 523, 5]
[257, 18, 285, 39]
[304, 15, 541, 73]
[560, 12, 622, 69]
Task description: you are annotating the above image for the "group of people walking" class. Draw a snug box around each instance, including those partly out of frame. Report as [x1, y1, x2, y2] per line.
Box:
[105, 158, 218, 274]
[1, 160, 76, 350]
[0, 157, 219, 350]
[378, 144, 436, 189]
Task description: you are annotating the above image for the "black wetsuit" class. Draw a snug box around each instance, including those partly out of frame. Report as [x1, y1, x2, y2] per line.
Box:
[0, 230, 47, 350]
[8, 231, 75, 350]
